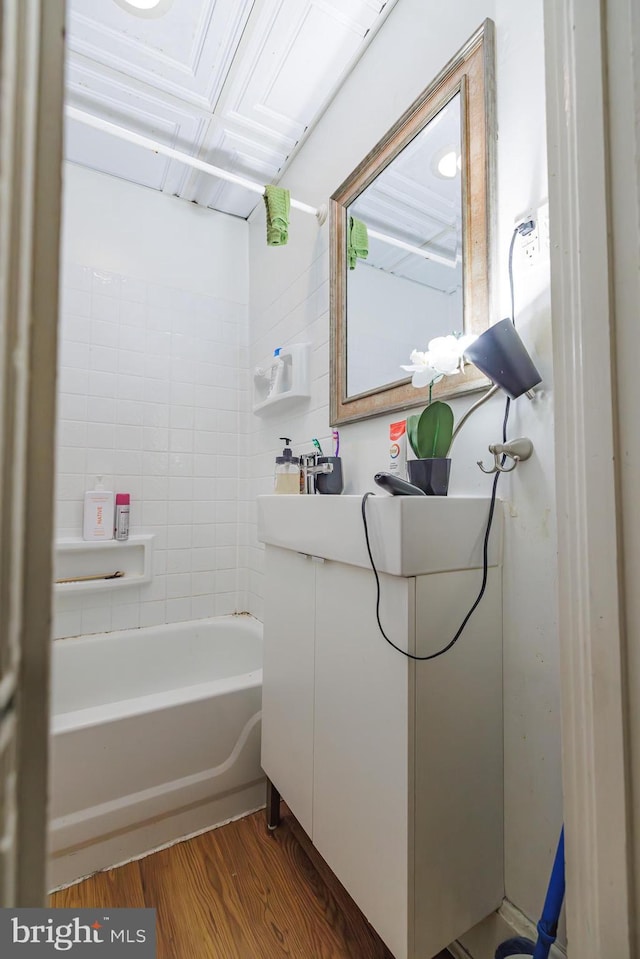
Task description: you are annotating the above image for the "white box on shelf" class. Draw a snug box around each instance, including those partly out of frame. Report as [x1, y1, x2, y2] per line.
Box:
[253, 343, 311, 414]
[54, 535, 154, 594]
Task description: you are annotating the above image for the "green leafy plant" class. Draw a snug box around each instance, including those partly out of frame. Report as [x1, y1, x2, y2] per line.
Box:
[402, 333, 478, 460]
[406, 400, 454, 459]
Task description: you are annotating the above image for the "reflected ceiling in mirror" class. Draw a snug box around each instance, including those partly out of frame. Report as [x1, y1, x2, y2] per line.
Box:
[330, 20, 495, 426]
[346, 93, 463, 399]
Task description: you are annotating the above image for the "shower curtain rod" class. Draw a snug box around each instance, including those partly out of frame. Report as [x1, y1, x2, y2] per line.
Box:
[365, 227, 457, 269]
[65, 106, 456, 268]
[66, 106, 328, 222]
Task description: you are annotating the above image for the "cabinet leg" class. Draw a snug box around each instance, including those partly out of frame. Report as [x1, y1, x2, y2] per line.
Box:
[266, 778, 281, 831]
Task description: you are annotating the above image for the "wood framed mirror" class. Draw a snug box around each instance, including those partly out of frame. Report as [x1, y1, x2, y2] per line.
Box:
[330, 20, 495, 426]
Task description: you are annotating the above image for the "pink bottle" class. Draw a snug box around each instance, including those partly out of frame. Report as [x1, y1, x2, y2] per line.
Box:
[114, 493, 130, 541]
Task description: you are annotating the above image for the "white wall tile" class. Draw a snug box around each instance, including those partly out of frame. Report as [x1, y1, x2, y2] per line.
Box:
[120, 299, 146, 326]
[91, 320, 119, 349]
[90, 345, 118, 373]
[59, 368, 90, 395]
[167, 525, 192, 549]
[117, 399, 145, 426]
[59, 421, 87, 447]
[168, 501, 193, 525]
[191, 572, 214, 595]
[87, 396, 116, 423]
[89, 372, 117, 398]
[139, 601, 167, 628]
[63, 289, 91, 316]
[55, 257, 249, 637]
[63, 263, 92, 292]
[81, 606, 112, 635]
[111, 603, 141, 632]
[165, 598, 192, 622]
[58, 394, 87, 421]
[143, 475, 169, 500]
[198, 502, 218, 523]
[167, 550, 191, 574]
[91, 293, 120, 324]
[53, 609, 83, 641]
[192, 524, 217, 548]
[214, 593, 237, 617]
[166, 573, 191, 599]
[191, 594, 215, 620]
[142, 402, 169, 427]
[92, 270, 121, 299]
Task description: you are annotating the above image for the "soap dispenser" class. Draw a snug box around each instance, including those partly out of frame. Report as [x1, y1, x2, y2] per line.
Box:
[267, 348, 284, 398]
[274, 437, 300, 494]
[83, 475, 115, 541]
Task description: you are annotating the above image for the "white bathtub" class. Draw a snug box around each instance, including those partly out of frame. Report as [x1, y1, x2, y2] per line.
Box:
[48, 615, 264, 889]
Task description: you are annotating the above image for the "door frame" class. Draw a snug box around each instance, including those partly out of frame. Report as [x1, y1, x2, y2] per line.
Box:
[0, 0, 65, 904]
[544, 0, 635, 955]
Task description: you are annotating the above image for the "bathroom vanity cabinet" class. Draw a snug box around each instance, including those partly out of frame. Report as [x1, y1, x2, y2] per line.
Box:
[258, 495, 504, 959]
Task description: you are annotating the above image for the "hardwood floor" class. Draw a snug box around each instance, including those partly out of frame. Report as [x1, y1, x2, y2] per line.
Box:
[50, 807, 453, 959]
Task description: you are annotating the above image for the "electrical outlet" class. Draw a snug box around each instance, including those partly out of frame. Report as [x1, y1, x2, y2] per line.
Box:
[514, 208, 547, 266]
[520, 227, 539, 264]
[514, 207, 540, 266]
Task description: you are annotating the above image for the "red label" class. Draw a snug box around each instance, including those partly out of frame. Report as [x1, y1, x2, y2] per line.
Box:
[390, 421, 406, 441]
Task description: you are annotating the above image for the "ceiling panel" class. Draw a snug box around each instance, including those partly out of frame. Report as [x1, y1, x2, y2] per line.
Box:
[67, 0, 255, 110]
[64, 0, 399, 217]
[218, 0, 379, 148]
[190, 128, 284, 216]
[65, 56, 209, 194]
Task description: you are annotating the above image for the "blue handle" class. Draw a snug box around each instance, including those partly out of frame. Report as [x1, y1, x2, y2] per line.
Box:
[533, 827, 565, 959]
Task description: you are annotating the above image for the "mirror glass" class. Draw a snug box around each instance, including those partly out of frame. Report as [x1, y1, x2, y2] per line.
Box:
[346, 93, 463, 399]
[330, 21, 494, 426]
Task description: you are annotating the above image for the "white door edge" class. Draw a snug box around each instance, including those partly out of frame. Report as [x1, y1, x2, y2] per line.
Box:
[544, 0, 634, 956]
[0, 0, 65, 905]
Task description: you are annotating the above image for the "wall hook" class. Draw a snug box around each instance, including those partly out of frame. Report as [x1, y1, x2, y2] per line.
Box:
[477, 437, 534, 474]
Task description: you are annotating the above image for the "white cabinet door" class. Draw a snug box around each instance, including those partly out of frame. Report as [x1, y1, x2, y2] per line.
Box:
[313, 559, 413, 959]
[261, 546, 316, 835]
[413, 567, 504, 957]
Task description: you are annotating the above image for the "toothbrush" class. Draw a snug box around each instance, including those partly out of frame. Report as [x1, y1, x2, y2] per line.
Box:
[332, 429, 340, 457]
[312, 438, 323, 456]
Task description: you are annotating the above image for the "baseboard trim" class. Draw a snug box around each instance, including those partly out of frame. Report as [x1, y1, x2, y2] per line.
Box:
[448, 900, 566, 959]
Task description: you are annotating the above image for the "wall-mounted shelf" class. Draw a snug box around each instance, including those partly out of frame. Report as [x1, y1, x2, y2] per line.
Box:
[54, 535, 153, 594]
[253, 343, 311, 414]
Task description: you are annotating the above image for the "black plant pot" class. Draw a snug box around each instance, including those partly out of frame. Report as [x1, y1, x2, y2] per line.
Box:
[407, 458, 451, 495]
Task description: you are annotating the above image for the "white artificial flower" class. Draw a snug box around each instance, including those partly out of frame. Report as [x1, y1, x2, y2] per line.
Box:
[401, 332, 478, 388]
[425, 336, 462, 374]
[400, 351, 441, 388]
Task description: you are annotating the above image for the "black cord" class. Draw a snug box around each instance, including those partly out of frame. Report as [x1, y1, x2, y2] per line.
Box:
[508, 227, 518, 329]
[362, 225, 523, 661]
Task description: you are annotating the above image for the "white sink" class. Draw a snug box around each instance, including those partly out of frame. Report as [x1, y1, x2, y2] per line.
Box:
[257, 494, 502, 577]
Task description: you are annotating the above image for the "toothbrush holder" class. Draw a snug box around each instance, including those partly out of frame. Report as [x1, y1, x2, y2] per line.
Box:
[316, 456, 343, 495]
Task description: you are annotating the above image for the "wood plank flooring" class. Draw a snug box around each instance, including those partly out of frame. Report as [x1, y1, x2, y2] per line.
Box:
[50, 807, 453, 959]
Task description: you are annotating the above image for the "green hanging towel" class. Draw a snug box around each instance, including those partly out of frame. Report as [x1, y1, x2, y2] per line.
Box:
[263, 185, 290, 246]
[348, 216, 368, 269]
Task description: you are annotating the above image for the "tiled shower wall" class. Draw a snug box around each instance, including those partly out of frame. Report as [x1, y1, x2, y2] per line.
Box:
[54, 262, 249, 639]
[247, 237, 331, 622]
